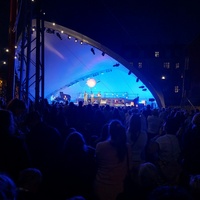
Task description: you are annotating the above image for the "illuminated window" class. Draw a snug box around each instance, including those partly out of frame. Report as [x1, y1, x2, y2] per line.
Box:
[164, 62, 170, 69]
[138, 62, 142, 68]
[155, 51, 159, 57]
[175, 63, 180, 69]
[175, 86, 179, 93]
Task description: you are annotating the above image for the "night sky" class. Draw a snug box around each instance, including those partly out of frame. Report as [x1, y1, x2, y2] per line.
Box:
[1, 0, 200, 52]
[42, 0, 200, 55]
[0, 1, 10, 49]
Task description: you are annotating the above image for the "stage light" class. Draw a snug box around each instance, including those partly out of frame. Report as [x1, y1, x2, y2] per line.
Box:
[87, 78, 96, 88]
[113, 63, 120, 67]
[75, 38, 78, 42]
[149, 98, 155, 102]
[91, 48, 95, 55]
[139, 86, 144, 88]
[128, 70, 131, 75]
[56, 32, 62, 40]
[68, 35, 71, 39]
[102, 52, 105, 56]
[80, 41, 83, 45]
[136, 77, 139, 82]
[142, 88, 147, 91]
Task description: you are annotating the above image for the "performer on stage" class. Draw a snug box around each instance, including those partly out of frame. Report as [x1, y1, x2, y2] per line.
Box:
[91, 91, 94, 105]
[84, 91, 88, 105]
[97, 91, 101, 105]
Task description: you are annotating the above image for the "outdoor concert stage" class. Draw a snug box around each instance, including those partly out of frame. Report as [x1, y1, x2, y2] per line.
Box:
[15, 20, 164, 108]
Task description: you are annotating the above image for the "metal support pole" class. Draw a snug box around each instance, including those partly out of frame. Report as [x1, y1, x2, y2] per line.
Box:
[19, 0, 27, 100]
[25, 0, 32, 109]
[41, 17, 45, 100]
[7, 0, 17, 102]
[35, 0, 41, 108]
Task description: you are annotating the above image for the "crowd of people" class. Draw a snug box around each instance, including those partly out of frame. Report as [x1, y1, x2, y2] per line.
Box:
[1, 97, 200, 200]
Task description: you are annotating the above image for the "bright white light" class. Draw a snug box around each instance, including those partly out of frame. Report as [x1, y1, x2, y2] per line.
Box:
[140, 100, 146, 105]
[86, 78, 96, 88]
[161, 76, 166, 80]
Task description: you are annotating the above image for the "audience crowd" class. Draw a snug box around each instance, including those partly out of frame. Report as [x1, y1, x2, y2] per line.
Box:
[0, 97, 200, 200]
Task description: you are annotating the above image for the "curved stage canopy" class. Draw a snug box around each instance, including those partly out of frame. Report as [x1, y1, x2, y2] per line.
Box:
[15, 20, 165, 108]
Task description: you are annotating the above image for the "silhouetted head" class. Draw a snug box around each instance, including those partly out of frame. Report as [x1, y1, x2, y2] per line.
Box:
[6, 98, 26, 117]
[18, 168, 43, 193]
[64, 131, 87, 153]
[0, 174, 16, 200]
[66, 196, 86, 200]
[138, 162, 161, 189]
[100, 123, 109, 141]
[109, 119, 127, 162]
[192, 113, 200, 127]
[128, 114, 141, 134]
[152, 109, 159, 117]
[163, 117, 179, 135]
[0, 109, 15, 136]
[109, 120, 126, 144]
[148, 185, 192, 200]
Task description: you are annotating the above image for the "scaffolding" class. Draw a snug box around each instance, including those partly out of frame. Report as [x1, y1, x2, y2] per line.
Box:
[9, 0, 45, 109]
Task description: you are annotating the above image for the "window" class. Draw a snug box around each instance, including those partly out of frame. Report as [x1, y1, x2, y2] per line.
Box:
[155, 51, 159, 57]
[181, 74, 184, 79]
[175, 63, 180, 69]
[138, 62, 142, 68]
[175, 86, 179, 93]
[164, 62, 170, 69]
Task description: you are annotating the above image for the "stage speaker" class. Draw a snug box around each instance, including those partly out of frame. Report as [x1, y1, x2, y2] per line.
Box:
[149, 98, 155, 102]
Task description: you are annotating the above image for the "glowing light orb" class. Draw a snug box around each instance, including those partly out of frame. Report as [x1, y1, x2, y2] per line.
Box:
[86, 78, 96, 88]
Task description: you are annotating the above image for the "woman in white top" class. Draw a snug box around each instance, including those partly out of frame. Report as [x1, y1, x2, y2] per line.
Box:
[94, 120, 132, 200]
[148, 117, 182, 184]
